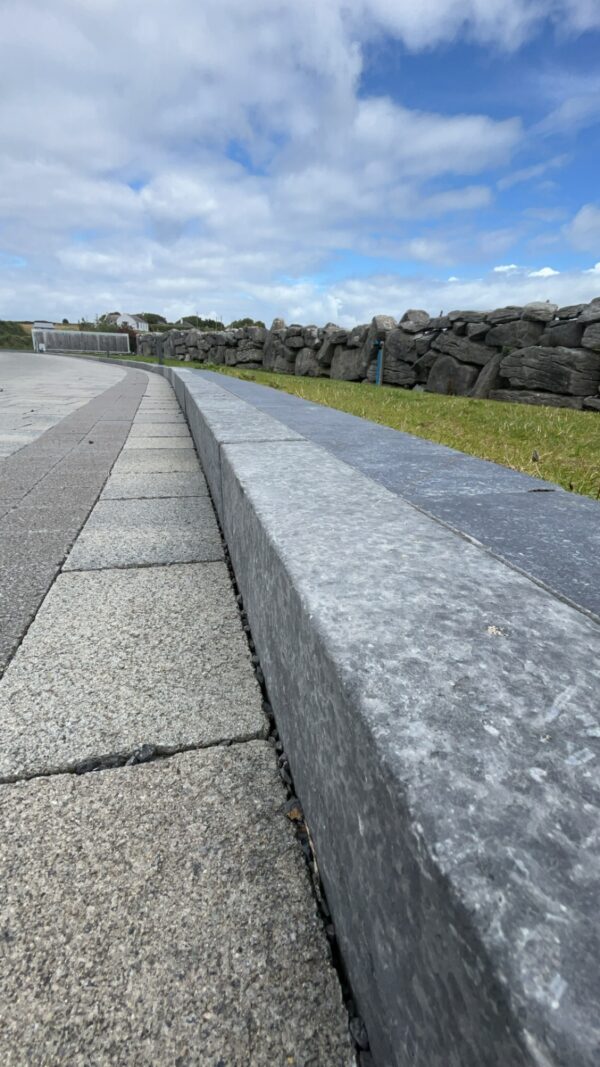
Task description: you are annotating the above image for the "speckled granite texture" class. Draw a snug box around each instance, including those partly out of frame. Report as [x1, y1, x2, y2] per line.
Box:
[167, 368, 600, 1067]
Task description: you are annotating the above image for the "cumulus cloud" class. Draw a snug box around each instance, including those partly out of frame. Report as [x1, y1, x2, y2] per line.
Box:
[528, 266, 560, 276]
[0, 0, 597, 323]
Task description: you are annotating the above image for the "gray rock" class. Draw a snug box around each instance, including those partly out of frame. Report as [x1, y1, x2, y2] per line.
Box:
[346, 325, 368, 348]
[273, 345, 298, 375]
[582, 396, 600, 410]
[330, 348, 370, 381]
[270, 317, 286, 331]
[466, 322, 489, 341]
[226, 346, 263, 366]
[384, 329, 419, 365]
[427, 316, 451, 330]
[577, 299, 600, 323]
[582, 323, 600, 351]
[315, 336, 337, 370]
[470, 352, 504, 399]
[486, 306, 522, 325]
[246, 326, 267, 344]
[400, 310, 430, 333]
[500, 346, 600, 395]
[426, 355, 479, 395]
[448, 311, 485, 323]
[432, 332, 493, 366]
[295, 347, 324, 377]
[489, 390, 585, 409]
[415, 335, 435, 356]
[412, 349, 438, 383]
[539, 321, 584, 348]
[485, 320, 545, 349]
[401, 309, 430, 326]
[557, 304, 587, 319]
[521, 302, 558, 323]
[286, 335, 306, 349]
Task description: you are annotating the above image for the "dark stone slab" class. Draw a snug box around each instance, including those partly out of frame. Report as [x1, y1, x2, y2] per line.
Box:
[412, 490, 600, 619]
[0, 368, 147, 674]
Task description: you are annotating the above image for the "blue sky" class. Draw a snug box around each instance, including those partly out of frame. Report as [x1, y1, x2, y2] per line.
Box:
[1, 0, 600, 325]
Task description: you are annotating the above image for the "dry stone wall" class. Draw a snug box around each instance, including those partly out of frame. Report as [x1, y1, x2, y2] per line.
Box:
[136, 299, 600, 411]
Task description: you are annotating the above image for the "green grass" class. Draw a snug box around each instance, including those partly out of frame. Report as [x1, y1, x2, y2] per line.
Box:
[0, 320, 31, 350]
[84, 352, 600, 499]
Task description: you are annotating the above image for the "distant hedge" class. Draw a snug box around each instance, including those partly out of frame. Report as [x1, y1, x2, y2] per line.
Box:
[0, 321, 30, 350]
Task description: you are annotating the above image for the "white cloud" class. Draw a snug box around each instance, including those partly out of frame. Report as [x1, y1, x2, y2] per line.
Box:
[564, 204, 600, 252]
[493, 264, 519, 273]
[0, 0, 596, 324]
[528, 266, 560, 277]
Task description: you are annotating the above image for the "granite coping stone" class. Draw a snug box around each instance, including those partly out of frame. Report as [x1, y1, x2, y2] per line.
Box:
[0, 744, 354, 1066]
[157, 365, 600, 1067]
[217, 438, 600, 1067]
[0, 563, 264, 780]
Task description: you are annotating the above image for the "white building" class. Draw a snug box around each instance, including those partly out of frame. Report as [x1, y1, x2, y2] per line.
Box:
[103, 312, 149, 332]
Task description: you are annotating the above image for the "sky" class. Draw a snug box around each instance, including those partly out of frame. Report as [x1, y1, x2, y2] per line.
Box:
[1, 0, 600, 327]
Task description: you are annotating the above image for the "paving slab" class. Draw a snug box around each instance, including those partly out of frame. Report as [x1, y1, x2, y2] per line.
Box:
[101, 470, 209, 499]
[128, 422, 190, 436]
[64, 496, 222, 569]
[122, 434, 195, 449]
[0, 563, 265, 780]
[0, 744, 353, 1066]
[112, 447, 202, 473]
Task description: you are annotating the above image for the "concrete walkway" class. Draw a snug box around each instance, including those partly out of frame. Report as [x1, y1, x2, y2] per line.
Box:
[0, 367, 353, 1064]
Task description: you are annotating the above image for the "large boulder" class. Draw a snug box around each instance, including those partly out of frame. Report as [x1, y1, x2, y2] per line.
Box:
[399, 309, 430, 334]
[539, 320, 584, 348]
[431, 332, 493, 366]
[583, 396, 600, 410]
[521, 302, 558, 323]
[273, 344, 298, 374]
[346, 325, 368, 348]
[486, 306, 522, 325]
[466, 322, 489, 341]
[485, 320, 545, 349]
[330, 347, 370, 381]
[577, 299, 600, 323]
[448, 310, 485, 323]
[295, 347, 324, 377]
[582, 323, 600, 351]
[426, 355, 479, 395]
[226, 343, 263, 365]
[470, 353, 504, 399]
[490, 390, 584, 409]
[270, 317, 286, 331]
[557, 303, 587, 319]
[500, 346, 600, 395]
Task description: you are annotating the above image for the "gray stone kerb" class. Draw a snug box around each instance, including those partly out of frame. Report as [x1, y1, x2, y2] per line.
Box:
[157, 366, 598, 1067]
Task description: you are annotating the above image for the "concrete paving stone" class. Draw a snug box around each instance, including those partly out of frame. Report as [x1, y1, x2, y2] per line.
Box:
[0, 457, 61, 493]
[0, 529, 76, 567]
[0, 744, 353, 1066]
[112, 447, 201, 473]
[0, 564, 264, 779]
[64, 496, 223, 569]
[129, 422, 190, 436]
[0, 502, 90, 535]
[133, 415, 186, 425]
[23, 482, 103, 508]
[122, 435, 195, 449]
[0, 558, 61, 675]
[101, 470, 209, 499]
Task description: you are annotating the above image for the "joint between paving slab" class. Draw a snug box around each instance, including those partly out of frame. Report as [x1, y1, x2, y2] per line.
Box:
[0, 731, 270, 787]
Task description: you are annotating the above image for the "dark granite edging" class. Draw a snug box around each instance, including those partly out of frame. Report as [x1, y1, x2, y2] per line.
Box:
[0, 369, 148, 674]
[153, 367, 599, 1067]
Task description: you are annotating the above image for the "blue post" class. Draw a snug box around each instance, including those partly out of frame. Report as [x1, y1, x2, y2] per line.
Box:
[375, 340, 384, 385]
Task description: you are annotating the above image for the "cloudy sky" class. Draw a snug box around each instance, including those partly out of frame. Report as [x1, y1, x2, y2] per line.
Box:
[2, 0, 600, 326]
